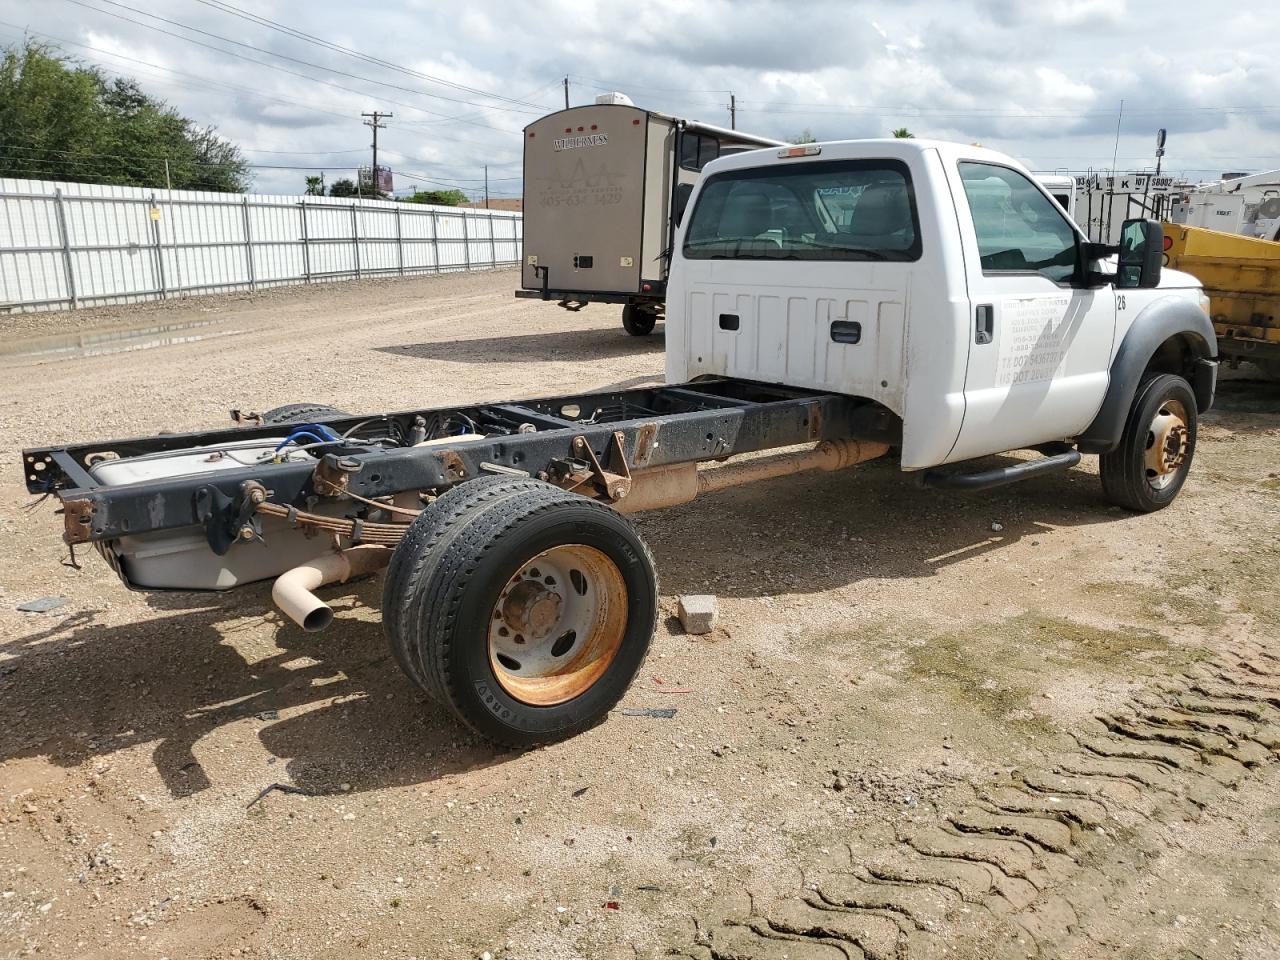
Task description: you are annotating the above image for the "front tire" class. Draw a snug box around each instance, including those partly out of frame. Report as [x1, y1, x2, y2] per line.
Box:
[622, 303, 657, 336]
[398, 480, 658, 747]
[1099, 373, 1197, 512]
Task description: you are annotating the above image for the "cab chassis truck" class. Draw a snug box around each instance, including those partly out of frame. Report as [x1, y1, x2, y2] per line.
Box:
[22, 140, 1217, 747]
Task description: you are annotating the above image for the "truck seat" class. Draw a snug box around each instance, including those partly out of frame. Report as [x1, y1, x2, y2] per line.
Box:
[845, 182, 913, 248]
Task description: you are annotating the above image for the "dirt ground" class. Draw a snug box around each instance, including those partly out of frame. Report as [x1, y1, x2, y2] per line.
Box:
[1, 269, 1278, 960]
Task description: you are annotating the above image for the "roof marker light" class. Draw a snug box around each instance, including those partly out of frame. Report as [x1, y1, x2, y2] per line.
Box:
[778, 145, 821, 158]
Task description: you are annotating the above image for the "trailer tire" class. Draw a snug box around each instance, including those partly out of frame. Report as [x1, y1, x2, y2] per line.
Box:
[403, 481, 658, 747]
[382, 476, 566, 700]
[1099, 373, 1197, 512]
[260, 403, 348, 425]
[622, 304, 657, 337]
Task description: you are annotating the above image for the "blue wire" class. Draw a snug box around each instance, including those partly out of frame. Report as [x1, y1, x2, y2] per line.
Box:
[273, 432, 330, 455]
[295, 422, 343, 441]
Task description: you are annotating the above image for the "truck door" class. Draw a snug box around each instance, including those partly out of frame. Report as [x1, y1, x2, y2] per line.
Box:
[946, 160, 1116, 462]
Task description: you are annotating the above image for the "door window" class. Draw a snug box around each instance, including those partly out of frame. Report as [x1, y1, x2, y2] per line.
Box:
[959, 162, 1079, 283]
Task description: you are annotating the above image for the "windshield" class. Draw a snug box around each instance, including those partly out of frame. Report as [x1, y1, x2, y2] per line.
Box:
[683, 159, 920, 261]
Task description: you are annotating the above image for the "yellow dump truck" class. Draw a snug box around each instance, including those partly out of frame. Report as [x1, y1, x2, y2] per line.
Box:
[1163, 223, 1280, 377]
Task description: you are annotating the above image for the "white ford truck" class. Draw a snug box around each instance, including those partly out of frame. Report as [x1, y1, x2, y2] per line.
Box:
[23, 139, 1217, 747]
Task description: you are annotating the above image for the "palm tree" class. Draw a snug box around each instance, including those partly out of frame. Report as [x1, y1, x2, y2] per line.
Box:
[892, 127, 915, 139]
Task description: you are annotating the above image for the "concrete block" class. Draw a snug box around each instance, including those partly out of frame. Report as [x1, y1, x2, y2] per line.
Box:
[677, 594, 718, 635]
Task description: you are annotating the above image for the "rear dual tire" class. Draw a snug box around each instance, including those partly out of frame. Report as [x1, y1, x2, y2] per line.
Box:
[384, 479, 658, 747]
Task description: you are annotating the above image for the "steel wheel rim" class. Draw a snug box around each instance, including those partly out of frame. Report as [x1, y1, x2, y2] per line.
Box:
[487, 544, 628, 706]
[1144, 397, 1189, 490]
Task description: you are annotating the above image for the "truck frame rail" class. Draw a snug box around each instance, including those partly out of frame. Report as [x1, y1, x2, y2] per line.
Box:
[23, 379, 893, 553]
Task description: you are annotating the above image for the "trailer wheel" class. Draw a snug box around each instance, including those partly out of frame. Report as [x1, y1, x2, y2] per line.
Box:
[382, 475, 566, 699]
[622, 304, 657, 337]
[260, 403, 348, 425]
[1099, 373, 1197, 512]
[401, 480, 658, 747]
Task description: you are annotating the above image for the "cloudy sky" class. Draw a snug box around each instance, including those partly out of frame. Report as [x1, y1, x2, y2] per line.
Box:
[2, 0, 1276, 197]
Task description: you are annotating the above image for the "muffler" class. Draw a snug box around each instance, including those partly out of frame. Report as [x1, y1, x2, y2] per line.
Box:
[272, 545, 391, 632]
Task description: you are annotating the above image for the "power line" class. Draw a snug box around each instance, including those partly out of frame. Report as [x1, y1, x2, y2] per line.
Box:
[189, 0, 554, 113]
[57, 0, 533, 133]
[240, 147, 367, 155]
[568, 74, 732, 95]
[69, 0, 543, 116]
[0, 22, 523, 161]
[0, 20, 354, 124]
[734, 100, 1280, 119]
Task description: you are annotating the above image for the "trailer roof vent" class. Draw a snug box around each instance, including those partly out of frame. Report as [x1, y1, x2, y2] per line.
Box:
[594, 91, 635, 106]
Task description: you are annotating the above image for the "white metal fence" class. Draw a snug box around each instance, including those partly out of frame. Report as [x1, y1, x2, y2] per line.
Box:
[0, 177, 523, 314]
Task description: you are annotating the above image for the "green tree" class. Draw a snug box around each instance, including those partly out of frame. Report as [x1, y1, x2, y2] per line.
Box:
[328, 177, 358, 197]
[788, 129, 817, 144]
[304, 175, 325, 196]
[892, 127, 915, 138]
[402, 188, 468, 206]
[0, 40, 249, 191]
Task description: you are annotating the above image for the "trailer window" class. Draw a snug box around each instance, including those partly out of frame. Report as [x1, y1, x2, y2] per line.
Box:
[683, 159, 920, 261]
[680, 133, 721, 172]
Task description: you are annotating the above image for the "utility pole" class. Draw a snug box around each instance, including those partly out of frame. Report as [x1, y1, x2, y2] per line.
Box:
[563, 76, 570, 110]
[729, 92, 736, 130]
[362, 110, 392, 197]
[484, 165, 490, 209]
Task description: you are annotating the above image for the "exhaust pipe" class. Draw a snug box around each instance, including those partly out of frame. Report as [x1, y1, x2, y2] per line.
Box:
[272, 545, 391, 632]
[616, 438, 890, 513]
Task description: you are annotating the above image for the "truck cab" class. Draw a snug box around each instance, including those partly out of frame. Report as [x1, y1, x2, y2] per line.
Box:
[667, 139, 1216, 490]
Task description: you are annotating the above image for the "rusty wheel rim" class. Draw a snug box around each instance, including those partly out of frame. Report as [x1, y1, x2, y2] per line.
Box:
[487, 544, 628, 706]
[1144, 397, 1190, 490]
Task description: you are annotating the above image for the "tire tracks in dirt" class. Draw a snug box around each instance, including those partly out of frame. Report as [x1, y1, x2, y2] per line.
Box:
[678, 634, 1280, 960]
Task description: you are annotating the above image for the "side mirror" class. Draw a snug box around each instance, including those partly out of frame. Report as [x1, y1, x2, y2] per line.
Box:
[1116, 218, 1163, 289]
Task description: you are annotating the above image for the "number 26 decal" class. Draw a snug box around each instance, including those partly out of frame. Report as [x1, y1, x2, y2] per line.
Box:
[1117, 295, 1127, 310]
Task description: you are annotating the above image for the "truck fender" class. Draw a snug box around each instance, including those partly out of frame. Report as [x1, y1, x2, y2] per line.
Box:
[1076, 296, 1218, 454]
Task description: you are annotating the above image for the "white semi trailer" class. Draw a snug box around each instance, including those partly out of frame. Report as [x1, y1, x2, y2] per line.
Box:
[25, 139, 1216, 748]
[516, 93, 782, 335]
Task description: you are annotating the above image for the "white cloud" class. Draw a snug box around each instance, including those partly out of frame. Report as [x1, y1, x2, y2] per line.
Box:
[0, 0, 1273, 195]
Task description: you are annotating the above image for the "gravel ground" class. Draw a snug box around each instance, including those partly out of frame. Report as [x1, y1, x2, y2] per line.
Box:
[1, 270, 1278, 960]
